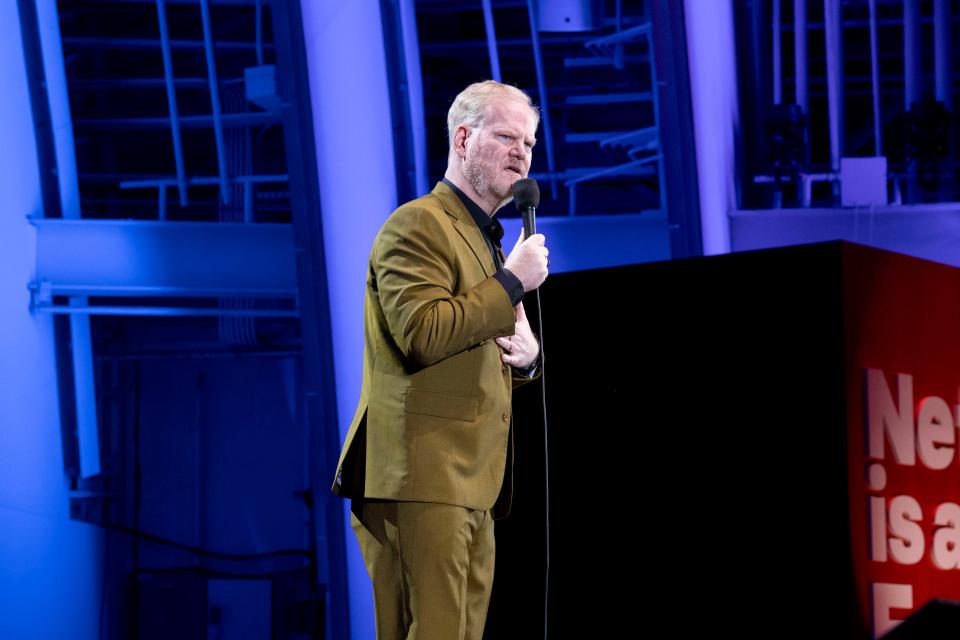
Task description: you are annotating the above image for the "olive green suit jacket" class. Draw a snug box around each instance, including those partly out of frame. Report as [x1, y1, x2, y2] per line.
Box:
[332, 182, 533, 516]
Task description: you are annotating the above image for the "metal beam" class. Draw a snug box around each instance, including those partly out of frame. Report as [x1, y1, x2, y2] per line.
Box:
[35, 304, 297, 318]
[794, 0, 807, 112]
[156, 0, 189, 206]
[824, 0, 844, 177]
[398, 0, 428, 195]
[527, 0, 557, 196]
[31, 219, 297, 300]
[904, 0, 921, 109]
[199, 0, 230, 204]
[773, 0, 782, 104]
[934, 0, 952, 110]
[868, 0, 882, 155]
[481, 0, 501, 81]
[62, 36, 273, 50]
[77, 112, 279, 130]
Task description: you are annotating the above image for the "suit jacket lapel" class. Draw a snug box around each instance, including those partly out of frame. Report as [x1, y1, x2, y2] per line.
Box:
[431, 182, 496, 278]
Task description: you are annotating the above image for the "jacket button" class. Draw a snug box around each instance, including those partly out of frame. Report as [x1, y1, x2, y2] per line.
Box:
[502, 413, 509, 422]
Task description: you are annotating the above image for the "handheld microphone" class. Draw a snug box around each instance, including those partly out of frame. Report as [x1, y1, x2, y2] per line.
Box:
[513, 178, 540, 239]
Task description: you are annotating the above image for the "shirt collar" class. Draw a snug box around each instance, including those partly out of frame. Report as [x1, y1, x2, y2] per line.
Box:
[442, 178, 504, 246]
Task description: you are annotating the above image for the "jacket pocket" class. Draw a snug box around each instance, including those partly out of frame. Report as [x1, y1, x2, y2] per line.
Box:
[404, 388, 479, 422]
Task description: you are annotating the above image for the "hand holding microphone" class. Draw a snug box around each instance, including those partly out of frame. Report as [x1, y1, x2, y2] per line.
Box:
[504, 178, 549, 292]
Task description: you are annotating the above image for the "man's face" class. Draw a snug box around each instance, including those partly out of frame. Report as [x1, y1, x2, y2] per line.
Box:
[461, 98, 538, 208]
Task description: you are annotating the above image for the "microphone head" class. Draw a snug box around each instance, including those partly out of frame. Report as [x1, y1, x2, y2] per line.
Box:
[512, 178, 540, 211]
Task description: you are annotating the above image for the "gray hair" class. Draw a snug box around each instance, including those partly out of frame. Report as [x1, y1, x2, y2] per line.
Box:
[446, 80, 539, 144]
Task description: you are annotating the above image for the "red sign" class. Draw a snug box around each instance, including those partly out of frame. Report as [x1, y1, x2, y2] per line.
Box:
[846, 249, 960, 637]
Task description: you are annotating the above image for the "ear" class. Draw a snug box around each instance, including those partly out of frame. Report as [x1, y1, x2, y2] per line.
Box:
[454, 125, 470, 159]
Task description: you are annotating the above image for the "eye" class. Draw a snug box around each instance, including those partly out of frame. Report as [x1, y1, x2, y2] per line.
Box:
[497, 134, 512, 143]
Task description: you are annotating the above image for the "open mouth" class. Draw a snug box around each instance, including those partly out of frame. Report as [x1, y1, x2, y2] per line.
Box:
[506, 166, 522, 176]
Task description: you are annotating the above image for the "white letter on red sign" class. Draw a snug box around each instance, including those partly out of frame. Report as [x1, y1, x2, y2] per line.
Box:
[917, 396, 955, 470]
[888, 495, 924, 565]
[932, 502, 960, 570]
[872, 582, 912, 638]
[867, 369, 915, 466]
[869, 496, 888, 562]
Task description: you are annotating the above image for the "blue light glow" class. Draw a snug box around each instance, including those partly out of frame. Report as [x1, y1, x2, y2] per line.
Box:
[300, 2, 399, 638]
[0, 1, 102, 637]
[684, 0, 738, 255]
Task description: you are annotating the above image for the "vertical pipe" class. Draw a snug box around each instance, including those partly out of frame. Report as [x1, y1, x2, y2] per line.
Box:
[903, 0, 920, 111]
[794, 0, 807, 113]
[156, 0, 188, 206]
[159, 185, 168, 221]
[614, 0, 624, 68]
[481, 0, 501, 81]
[243, 179, 253, 223]
[526, 0, 558, 197]
[868, 0, 883, 155]
[772, 0, 782, 105]
[200, 0, 230, 205]
[4, 0, 103, 623]
[255, 0, 264, 66]
[934, 0, 952, 201]
[823, 0, 843, 174]
[399, 0, 428, 195]
[684, 0, 737, 254]
[32, 0, 102, 477]
[903, 0, 922, 203]
[934, 0, 951, 110]
[194, 371, 203, 567]
[646, 23, 668, 215]
[298, 1, 398, 637]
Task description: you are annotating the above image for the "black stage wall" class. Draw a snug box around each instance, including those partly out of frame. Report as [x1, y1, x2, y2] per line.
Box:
[487, 241, 865, 638]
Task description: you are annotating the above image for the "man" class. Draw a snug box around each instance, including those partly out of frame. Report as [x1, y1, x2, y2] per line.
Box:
[332, 80, 549, 639]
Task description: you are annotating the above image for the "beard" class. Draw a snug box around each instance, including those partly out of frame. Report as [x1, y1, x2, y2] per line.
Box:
[464, 153, 513, 206]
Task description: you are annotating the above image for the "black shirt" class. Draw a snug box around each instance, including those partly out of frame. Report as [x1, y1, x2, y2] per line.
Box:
[442, 178, 525, 306]
[442, 179, 540, 376]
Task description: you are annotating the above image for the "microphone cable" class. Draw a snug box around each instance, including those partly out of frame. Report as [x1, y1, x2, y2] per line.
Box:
[530, 285, 550, 640]
[512, 177, 549, 639]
